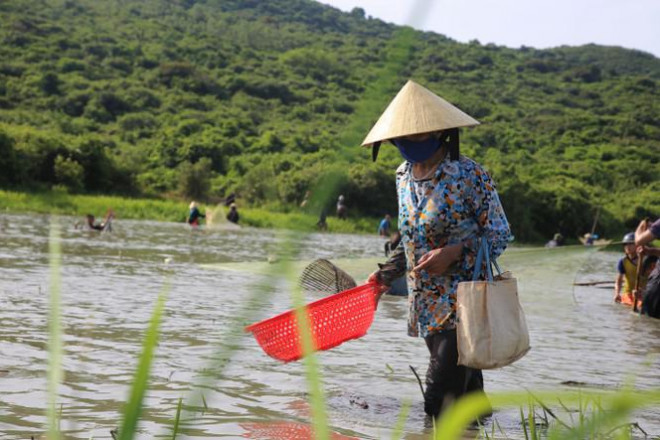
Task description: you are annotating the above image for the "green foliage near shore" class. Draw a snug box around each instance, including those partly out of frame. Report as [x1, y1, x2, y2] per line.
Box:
[0, 189, 186, 221]
[0, 0, 658, 242]
[0, 189, 379, 233]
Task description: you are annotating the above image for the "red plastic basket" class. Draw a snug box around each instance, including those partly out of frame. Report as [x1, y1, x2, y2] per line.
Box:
[245, 282, 379, 362]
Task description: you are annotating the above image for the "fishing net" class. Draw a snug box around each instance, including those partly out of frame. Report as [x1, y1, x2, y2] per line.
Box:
[298, 258, 357, 294]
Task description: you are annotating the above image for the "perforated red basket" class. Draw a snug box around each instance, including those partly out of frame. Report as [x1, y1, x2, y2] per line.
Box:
[245, 282, 379, 362]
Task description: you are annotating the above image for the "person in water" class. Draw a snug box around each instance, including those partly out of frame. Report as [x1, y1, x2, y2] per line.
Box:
[364, 80, 511, 418]
[226, 203, 239, 224]
[316, 207, 328, 231]
[84, 209, 114, 231]
[188, 201, 205, 227]
[86, 214, 103, 231]
[336, 195, 347, 219]
[545, 232, 565, 248]
[378, 214, 392, 237]
[614, 232, 645, 306]
[635, 218, 660, 317]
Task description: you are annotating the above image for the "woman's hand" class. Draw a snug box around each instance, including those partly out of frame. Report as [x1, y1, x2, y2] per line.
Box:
[635, 219, 653, 246]
[413, 243, 463, 276]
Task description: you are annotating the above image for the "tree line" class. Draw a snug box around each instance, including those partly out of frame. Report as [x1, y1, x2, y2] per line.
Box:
[0, 0, 658, 241]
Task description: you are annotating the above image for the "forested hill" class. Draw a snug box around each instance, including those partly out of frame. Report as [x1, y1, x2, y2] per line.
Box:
[0, 0, 658, 241]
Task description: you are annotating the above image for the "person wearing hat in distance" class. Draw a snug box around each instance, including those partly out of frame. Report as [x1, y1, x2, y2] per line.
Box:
[635, 219, 660, 317]
[613, 232, 645, 307]
[364, 80, 511, 418]
[187, 201, 206, 227]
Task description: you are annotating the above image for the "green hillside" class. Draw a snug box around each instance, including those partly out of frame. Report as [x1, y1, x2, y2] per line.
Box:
[0, 0, 658, 241]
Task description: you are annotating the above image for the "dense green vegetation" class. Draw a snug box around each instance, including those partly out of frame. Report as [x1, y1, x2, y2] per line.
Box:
[0, 188, 379, 233]
[0, 0, 658, 242]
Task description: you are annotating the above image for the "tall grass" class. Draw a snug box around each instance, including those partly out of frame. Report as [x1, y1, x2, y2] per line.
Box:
[47, 220, 62, 440]
[287, 245, 330, 439]
[1, 189, 382, 233]
[117, 290, 167, 440]
[433, 388, 660, 440]
[0, 189, 186, 222]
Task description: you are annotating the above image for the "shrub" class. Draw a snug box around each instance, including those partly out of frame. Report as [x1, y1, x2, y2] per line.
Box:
[53, 155, 84, 192]
[59, 92, 90, 117]
[178, 158, 213, 200]
[39, 73, 60, 95]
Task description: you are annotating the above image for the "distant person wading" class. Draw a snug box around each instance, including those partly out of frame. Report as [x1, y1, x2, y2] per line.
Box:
[226, 203, 240, 224]
[187, 201, 205, 227]
[336, 195, 347, 219]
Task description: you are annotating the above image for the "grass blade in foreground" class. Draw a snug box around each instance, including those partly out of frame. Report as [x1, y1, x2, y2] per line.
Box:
[118, 289, 167, 440]
[433, 389, 660, 440]
[390, 399, 411, 440]
[170, 397, 183, 440]
[289, 261, 329, 440]
[47, 220, 62, 440]
[164, 232, 306, 434]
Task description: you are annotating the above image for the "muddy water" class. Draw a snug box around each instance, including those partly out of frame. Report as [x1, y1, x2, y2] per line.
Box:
[1, 213, 659, 439]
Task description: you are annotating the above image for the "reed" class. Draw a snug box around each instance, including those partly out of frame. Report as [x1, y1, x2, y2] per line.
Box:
[433, 388, 660, 439]
[46, 220, 62, 440]
[117, 288, 167, 440]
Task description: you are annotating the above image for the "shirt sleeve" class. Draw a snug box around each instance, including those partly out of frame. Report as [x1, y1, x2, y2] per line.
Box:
[650, 218, 660, 238]
[468, 164, 511, 261]
[375, 240, 407, 286]
[617, 258, 625, 274]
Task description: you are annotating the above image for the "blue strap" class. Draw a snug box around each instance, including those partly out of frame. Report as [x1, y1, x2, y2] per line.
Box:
[492, 258, 502, 277]
[472, 236, 501, 282]
[472, 237, 485, 281]
[482, 237, 493, 282]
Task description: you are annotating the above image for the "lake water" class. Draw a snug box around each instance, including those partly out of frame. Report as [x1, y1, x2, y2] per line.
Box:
[1, 213, 659, 439]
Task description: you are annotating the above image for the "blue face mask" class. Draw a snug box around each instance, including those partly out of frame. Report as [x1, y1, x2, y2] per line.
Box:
[392, 137, 441, 163]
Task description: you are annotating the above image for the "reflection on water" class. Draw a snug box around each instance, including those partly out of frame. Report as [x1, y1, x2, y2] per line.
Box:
[1, 213, 660, 439]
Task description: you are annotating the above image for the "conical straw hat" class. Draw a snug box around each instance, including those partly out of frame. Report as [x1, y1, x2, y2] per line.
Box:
[361, 80, 480, 146]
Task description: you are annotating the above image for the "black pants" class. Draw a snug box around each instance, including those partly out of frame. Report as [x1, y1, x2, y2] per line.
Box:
[423, 329, 484, 418]
[642, 274, 660, 318]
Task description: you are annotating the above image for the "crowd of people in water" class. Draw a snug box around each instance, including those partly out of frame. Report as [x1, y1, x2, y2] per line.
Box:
[536, 222, 660, 317]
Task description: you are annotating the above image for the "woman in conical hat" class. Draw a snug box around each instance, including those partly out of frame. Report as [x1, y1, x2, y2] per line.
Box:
[366, 80, 512, 418]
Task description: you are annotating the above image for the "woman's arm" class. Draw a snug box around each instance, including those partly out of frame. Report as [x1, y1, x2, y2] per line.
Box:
[636, 219, 660, 246]
[614, 273, 624, 302]
[372, 240, 407, 286]
[469, 164, 511, 261]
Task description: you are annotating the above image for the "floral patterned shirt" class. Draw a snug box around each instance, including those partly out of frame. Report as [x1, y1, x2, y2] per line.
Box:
[378, 155, 511, 338]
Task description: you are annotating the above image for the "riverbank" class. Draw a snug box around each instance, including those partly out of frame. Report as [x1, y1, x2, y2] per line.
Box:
[0, 189, 380, 234]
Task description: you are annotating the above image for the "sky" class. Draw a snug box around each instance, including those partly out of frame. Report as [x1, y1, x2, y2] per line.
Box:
[317, 0, 660, 58]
